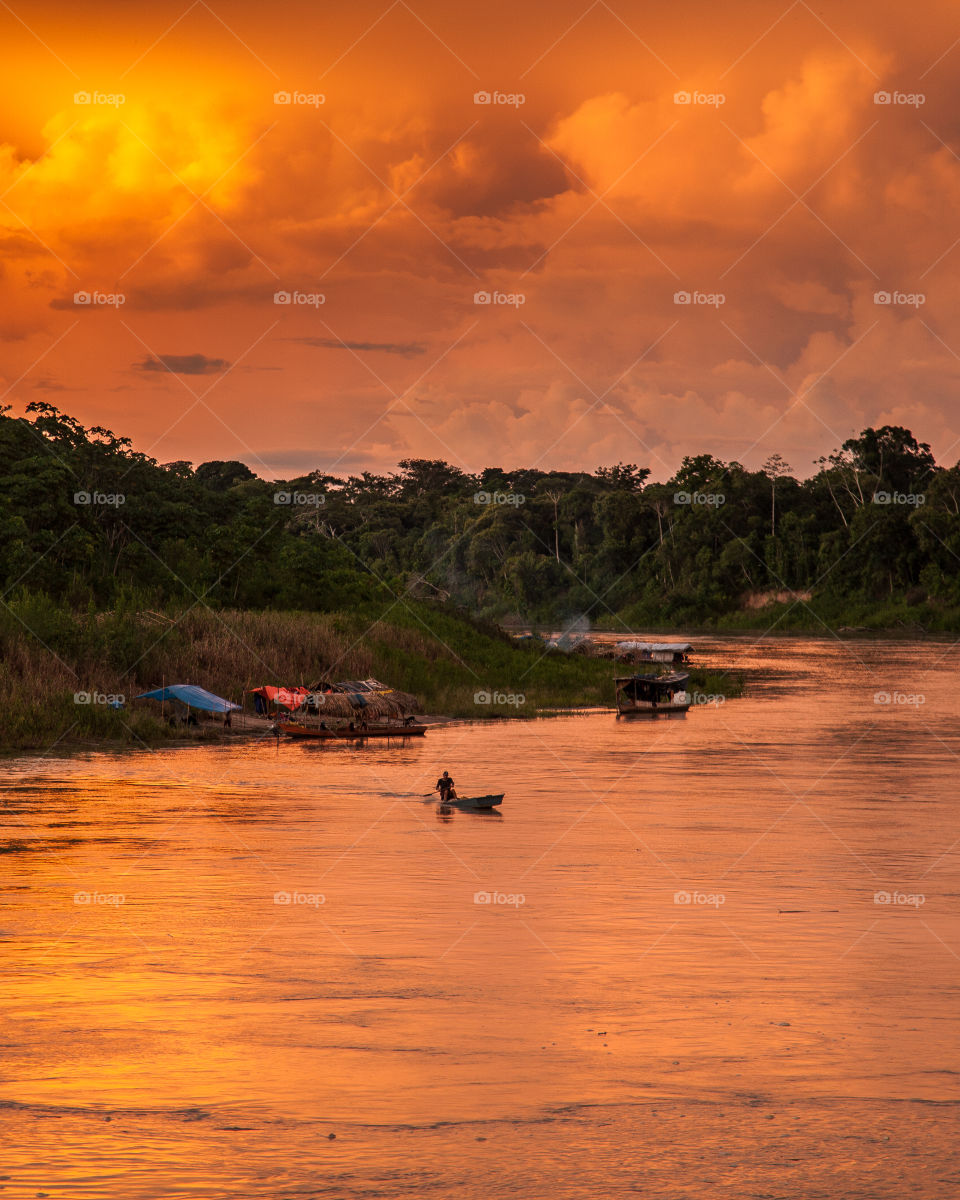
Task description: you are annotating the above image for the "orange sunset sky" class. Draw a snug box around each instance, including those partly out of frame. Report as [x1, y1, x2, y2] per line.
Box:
[2, 0, 960, 480]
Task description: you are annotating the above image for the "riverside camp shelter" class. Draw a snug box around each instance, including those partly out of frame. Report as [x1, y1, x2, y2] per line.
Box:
[136, 685, 241, 719]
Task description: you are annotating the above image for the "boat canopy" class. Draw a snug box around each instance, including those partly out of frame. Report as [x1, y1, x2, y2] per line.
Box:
[304, 690, 370, 709]
[307, 678, 394, 694]
[336, 678, 392, 693]
[615, 641, 693, 653]
[136, 685, 240, 712]
[615, 671, 690, 688]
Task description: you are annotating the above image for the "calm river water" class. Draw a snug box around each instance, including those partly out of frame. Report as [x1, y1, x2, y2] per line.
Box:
[1, 637, 959, 1198]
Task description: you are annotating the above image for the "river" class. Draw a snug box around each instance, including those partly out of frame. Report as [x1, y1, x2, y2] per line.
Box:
[1, 636, 958, 1197]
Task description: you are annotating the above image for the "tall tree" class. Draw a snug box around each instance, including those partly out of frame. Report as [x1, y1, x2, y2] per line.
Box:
[762, 453, 792, 538]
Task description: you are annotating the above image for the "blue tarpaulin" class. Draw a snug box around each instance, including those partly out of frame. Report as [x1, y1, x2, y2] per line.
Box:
[136, 685, 240, 713]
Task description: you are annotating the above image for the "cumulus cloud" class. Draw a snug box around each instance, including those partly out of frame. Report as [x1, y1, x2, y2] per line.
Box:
[2, 6, 960, 474]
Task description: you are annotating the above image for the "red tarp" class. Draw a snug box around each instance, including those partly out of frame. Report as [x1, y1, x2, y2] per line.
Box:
[249, 686, 309, 710]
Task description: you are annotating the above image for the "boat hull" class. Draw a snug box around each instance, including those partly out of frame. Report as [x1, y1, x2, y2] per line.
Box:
[616, 705, 690, 718]
[279, 722, 427, 739]
[439, 793, 504, 810]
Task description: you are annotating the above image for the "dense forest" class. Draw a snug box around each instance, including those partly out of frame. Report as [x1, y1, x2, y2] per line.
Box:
[2, 402, 958, 630]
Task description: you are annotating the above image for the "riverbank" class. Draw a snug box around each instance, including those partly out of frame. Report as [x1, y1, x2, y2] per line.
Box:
[0, 600, 743, 751]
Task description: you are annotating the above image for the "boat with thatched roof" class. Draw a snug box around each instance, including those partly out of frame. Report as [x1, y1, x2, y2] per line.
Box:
[267, 676, 425, 738]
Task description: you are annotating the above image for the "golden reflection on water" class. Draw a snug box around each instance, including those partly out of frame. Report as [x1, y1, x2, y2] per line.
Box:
[1, 638, 959, 1197]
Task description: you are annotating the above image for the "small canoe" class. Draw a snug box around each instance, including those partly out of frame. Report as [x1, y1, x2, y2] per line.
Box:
[439, 793, 504, 810]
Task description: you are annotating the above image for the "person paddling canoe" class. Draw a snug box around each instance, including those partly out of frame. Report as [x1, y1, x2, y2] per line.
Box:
[436, 771, 455, 802]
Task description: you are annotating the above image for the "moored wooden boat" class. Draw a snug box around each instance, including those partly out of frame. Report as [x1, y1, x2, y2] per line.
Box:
[279, 721, 427, 739]
[614, 672, 690, 718]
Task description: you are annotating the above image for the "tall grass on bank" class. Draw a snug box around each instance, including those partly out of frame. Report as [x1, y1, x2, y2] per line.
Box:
[0, 595, 742, 750]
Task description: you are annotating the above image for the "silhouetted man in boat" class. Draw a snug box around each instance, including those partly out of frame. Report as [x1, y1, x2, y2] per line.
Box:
[436, 771, 455, 802]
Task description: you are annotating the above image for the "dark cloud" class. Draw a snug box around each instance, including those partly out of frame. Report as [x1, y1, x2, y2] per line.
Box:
[288, 337, 426, 357]
[423, 129, 571, 220]
[29, 377, 75, 391]
[135, 354, 231, 375]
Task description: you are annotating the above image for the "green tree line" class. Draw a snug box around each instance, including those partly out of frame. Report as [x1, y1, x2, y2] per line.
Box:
[2, 402, 958, 628]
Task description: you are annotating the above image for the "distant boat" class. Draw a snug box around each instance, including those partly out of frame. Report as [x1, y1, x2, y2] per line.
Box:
[615, 641, 692, 665]
[279, 721, 427, 739]
[614, 672, 691, 718]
